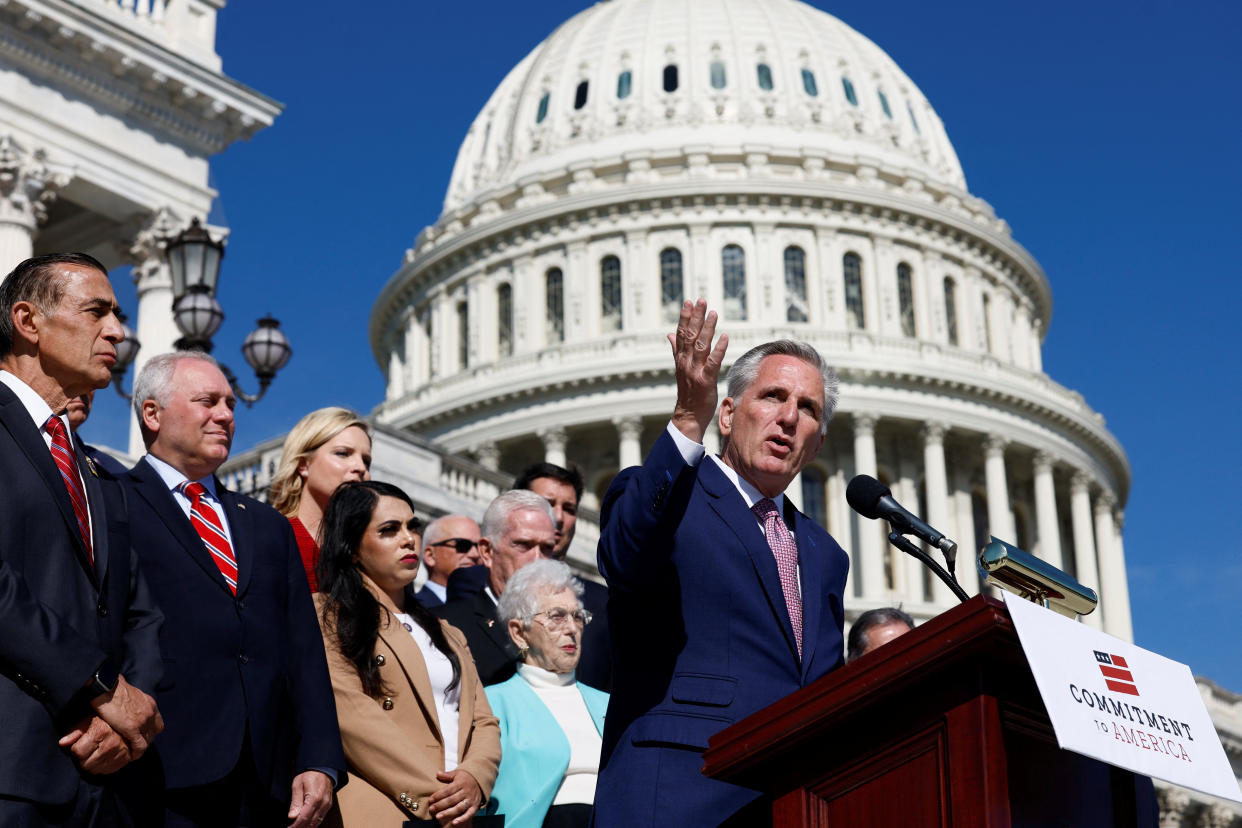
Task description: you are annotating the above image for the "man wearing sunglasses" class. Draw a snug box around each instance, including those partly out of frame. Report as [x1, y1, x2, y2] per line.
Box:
[413, 514, 482, 607]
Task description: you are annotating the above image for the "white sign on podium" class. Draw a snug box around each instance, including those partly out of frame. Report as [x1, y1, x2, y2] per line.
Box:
[1003, 592, 1242, 803]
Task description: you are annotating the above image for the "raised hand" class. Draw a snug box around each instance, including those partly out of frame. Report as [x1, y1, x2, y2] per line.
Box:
[668, 299, 728, 444]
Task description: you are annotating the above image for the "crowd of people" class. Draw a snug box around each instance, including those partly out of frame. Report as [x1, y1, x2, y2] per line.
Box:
[1, 253, 917, 828]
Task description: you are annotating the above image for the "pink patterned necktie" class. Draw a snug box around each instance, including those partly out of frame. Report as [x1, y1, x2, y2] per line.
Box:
[180, 481, 238, 594]
[752, 497, 802, 657]
[45, 415, 92, 565]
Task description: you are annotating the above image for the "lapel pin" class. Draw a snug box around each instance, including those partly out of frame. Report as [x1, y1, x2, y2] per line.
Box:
[487, 619, 495, 628]
[237, 503, 246, 510]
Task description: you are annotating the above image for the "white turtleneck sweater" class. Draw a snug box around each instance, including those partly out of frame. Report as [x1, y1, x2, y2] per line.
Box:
[517, 662, 602, 806]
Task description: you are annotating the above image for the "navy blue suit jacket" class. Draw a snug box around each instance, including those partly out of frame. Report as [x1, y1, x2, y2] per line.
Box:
[0, 383, 162, 805]
[124, 457, 345, 797]
[594, 430, 849, 826]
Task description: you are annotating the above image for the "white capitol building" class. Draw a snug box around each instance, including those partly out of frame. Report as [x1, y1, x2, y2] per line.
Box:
[0, 1, 1236, 822]
[367, 0, 1131, 637]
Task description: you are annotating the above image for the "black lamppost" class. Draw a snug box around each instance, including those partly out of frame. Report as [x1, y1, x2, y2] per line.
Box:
[110, 217, 291, 406]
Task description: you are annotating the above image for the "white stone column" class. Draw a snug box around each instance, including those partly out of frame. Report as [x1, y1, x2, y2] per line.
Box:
[540, 426, 568, 468]
[1032, 450, 1064, 570]
[951, 465, 982, 597]
[827, 461, 853, 597]
[813, 227, 842, 328]
[1108, 513, 1134, 642]
[615, 415, 643, 469]
[624, 230, 647, 332]
[1029, 317, 1044, 373]
[429, 288, 447, 379]
[1070, 473, 1103, 629]
[983, 434, 1015, 544]
[922, 423, 956, 605]
[896, 453, 924, 603]
[0, 136, 65, 271]
[127, 208, 184, 456]
[1094, 493, 1131, 640]
[853, 414, 886, 599]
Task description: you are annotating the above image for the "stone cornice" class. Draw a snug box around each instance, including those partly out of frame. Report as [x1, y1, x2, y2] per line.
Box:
[373, 332, 1130, 501]
[0, 0, 282, 154]
[370, 177, 1049, 364]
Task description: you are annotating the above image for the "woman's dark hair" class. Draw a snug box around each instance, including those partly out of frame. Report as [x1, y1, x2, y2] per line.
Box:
[317, 480, 460, 698]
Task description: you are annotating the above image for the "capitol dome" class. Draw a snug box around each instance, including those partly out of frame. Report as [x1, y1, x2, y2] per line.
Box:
[369, 0, 1132, 638]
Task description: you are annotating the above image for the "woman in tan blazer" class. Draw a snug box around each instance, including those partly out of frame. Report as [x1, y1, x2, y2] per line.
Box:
[316, 481, 500, 826]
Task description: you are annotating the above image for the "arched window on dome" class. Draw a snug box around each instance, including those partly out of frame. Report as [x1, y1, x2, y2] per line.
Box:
[456, 301, 469, 370]
[574, 81, 589, 110]
[710, 61, 727, 90]
[841, 76, 858, 107]
[536, 91, 550, 124]
[497, 283, 513, 358]
[943, 277, 959, 346]
[757, 63, 774, 91]
[843, 253, 864, 330]
[907, 101, 921, 134]
[897, 262, 915, 337]
[784, 246, 808, 323]
[801, 466, 828, 528]
[801, 68, 819, 97]
[878, 90, 893, 119]
[546, 268, 564, 344]
[722, 245, 747, 321]
[617, 70, 632, 100]
[601, 255, 622, 332]
[663, 65, 679, 93]
[660, 248, 683, 324]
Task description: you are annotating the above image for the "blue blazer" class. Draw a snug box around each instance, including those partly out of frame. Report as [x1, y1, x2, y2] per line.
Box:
[0, 385, 162, 806]
[124, 458, 345, 798]
[593, 430, 849, 826]
[484, 673, 607, 828]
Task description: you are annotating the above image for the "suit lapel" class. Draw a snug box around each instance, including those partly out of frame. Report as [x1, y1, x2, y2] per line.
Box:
[0, 388, 94, 576]
[79, 440, 108, 585]
[698, 460, 801, 664]
[378, 612, 443, 742]
[216, 482, 252, 596]
[474, 590, 510, 657]
[129, 459, 234, 596]
[787, 501, 823, 681]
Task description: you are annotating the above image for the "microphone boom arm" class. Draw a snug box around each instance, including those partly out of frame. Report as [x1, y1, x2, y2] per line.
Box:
[887, 532, 971, 604]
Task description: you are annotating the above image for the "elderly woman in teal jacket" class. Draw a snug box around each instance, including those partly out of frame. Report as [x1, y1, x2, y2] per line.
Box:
[484, 559, 609, 828]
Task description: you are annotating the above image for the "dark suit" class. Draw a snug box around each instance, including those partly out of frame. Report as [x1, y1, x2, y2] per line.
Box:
[0, 381, 162, 820]
[433, 590, 515, 686]
[593, 430, 849, 826]
[123, 457, 345, 818]
[409, 583, 444, 608]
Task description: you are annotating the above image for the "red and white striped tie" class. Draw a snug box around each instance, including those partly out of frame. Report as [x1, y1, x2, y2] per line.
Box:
[181, 481, 238, 593]
[45, 415, 92, 565]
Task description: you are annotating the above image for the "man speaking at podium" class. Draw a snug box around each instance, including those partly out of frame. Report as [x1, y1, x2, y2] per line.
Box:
[594, 300, 850, 826]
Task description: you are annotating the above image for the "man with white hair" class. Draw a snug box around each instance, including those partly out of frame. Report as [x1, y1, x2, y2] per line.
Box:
[434, 490, 557, 685]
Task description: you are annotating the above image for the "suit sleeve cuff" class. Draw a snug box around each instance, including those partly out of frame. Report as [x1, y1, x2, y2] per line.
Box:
[303, 766, 340, 789]
[665, 421, 706, 467]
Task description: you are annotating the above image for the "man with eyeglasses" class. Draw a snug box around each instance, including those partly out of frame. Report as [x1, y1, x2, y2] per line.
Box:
[412, 514, 482, 607]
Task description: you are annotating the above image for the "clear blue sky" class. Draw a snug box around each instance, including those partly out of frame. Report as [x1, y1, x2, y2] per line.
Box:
[82, 1, 1242, 690]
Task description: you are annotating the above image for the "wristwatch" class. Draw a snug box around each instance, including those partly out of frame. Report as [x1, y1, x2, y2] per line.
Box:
[89, 660, 119, 696]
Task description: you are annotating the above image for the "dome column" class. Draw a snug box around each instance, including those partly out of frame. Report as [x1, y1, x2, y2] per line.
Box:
[896, 449, 924, 602]
[1109, 514, 1133, 642]
[1094, 493, 1131, 640]
[922, 422, 956, 604]
[853, 413, 886, 599]
[983, 434, 1015, 544]
[127, 207, 184, 456]
[950, 461, 982, 597]
[540, 426, 568, 468]
[614, 416, 643, 470]
[1069, 472, 1103, 629]
[1032, 450, 1064, 569]
[813, 227, 843, 328]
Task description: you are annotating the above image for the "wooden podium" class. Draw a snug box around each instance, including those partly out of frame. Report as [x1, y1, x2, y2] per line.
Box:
[702, 595, 1156, 827]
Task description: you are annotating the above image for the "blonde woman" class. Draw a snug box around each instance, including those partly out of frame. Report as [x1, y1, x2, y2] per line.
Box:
[270, 407, 372, 590]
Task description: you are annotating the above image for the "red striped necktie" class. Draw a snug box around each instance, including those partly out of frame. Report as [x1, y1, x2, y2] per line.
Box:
[180, 481, 238, 594]
[752, 497, 802, 657]
[45, 415, 92, 565]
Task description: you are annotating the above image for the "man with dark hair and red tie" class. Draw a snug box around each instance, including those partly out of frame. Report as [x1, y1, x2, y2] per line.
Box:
[594, 300, 851, 826]
[123, 350, 345, 827]
[0, 252, 164, 825]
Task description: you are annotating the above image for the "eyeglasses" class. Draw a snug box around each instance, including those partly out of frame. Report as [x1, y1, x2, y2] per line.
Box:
[427, 538, 478, 554]
[532, 607, 593, 629]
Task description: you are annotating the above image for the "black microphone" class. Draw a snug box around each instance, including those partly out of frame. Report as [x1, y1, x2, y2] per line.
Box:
[846, 474, 958, 567]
